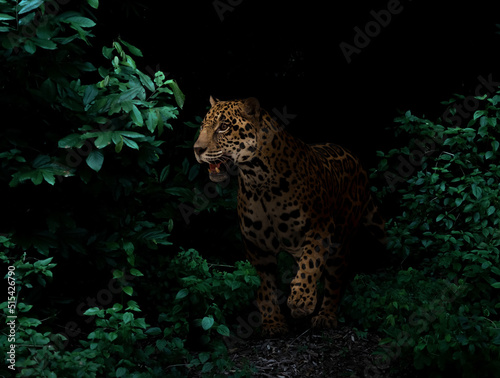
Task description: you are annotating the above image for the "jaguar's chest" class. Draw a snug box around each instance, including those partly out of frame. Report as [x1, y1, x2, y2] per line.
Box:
[237, 182, 310, 253]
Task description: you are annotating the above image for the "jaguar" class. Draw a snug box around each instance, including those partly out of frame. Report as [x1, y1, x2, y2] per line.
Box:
[194, 97, 386, 335]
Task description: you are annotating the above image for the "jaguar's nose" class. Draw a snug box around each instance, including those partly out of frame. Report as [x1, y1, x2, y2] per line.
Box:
[194, 147, 206, 156]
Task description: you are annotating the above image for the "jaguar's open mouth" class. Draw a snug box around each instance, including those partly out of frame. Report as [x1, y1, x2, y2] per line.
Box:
[207, 157, 233, 182]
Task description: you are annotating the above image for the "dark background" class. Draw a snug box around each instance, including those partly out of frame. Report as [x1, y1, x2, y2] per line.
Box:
[93, 0, 500, 166]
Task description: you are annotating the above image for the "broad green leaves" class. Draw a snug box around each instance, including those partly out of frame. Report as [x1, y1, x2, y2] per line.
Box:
[369, 86, 500, 374]
[9, 155, 70, 186]
[49, 40, 183, 175]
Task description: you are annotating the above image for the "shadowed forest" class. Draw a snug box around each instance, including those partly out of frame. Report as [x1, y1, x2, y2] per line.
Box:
[1, 1, 500, 377]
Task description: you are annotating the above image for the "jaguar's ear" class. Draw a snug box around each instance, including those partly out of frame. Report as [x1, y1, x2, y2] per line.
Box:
[209, 96, 219, 107]
[243, 97, 260, 117]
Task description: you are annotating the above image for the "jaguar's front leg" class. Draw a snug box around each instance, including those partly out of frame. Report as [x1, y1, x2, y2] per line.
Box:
[287, 229, 335, 320]
[244, 240, 288, 336]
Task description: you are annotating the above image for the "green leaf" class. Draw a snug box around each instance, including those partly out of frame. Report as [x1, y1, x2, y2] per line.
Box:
[109, 303, 123, 312]
[146, 109, 158, 133]
[169, 80, 185, 109]
[156, 339, 167, 350]
[492, 140, 500, 152]
[94, 131, 113, 149]
[137, 70, 155, 92]
[199, 351, 211, 364]
[24, 39, 36, 54]
[122, 137, 139, 150]
[19, 0, 44, 14]
[217, 324, 230, 337]
[117, 131, 145, 138]
[84, 307, 103, 316]
[154, 71, 166, 87]
[492, 282, 500, 289]
[123, 241, 134, 254]
[116, 87, 145, 105]
[145, 327, 162, 336]
[0, 13, 16, 21]
[487, 206, 496, 216]
[478, 125, 488, 137]
[58, 134, 83, 148]
[436, 214, 445, 222]
[160, 165, 170, 183]
[83, 85, 99, 106]
[188, 165, 200, 181]
[130, 105, 143, 126]
[32, 38, 57, 50]
[473, 110, 487, 120]
[119, 38, 143, 57]
[123, 312, 134, 324]
[42, 171, 56, 185]
[113, 270, 124, 279]
[114, 135, 124, 153]
[175, 288, 189, 300]
[31, 170, 43, 185]
[34, 257, 54, 267]
[86, 150, 104, 172]
[87, 0, 99, 9]
[201, 316, 214, 330]
[102, 45, 114, 59]
[201, 362, 213, 374]
[122, 286, 133, 296]
[64, 16, 96, 28]
[471, 184, 483, 199]
[130, 268, 144, 277]
[126, 300, 140, 312]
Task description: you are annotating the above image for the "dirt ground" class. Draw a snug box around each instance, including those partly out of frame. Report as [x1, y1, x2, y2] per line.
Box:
[224, 325, 422, 378]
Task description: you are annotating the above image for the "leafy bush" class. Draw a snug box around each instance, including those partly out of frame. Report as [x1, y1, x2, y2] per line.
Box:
[343, 90, 500, 376]
[1, 1, 252, 377]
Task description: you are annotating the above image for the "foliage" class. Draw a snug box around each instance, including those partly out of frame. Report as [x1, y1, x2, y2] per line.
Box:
[1, 244, 258, 377]
[343, 90, 500, 376]
[1, 1, 250, 377]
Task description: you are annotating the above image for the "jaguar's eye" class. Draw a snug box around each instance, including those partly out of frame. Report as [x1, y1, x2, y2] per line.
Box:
[217, 123, 230, 133]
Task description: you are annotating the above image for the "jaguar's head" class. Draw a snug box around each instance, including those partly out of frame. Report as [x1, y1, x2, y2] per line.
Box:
[194, 97, 261, 182]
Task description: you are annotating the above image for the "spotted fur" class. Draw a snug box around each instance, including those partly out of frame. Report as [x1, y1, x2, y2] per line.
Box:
[194, 97, 386, 336]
